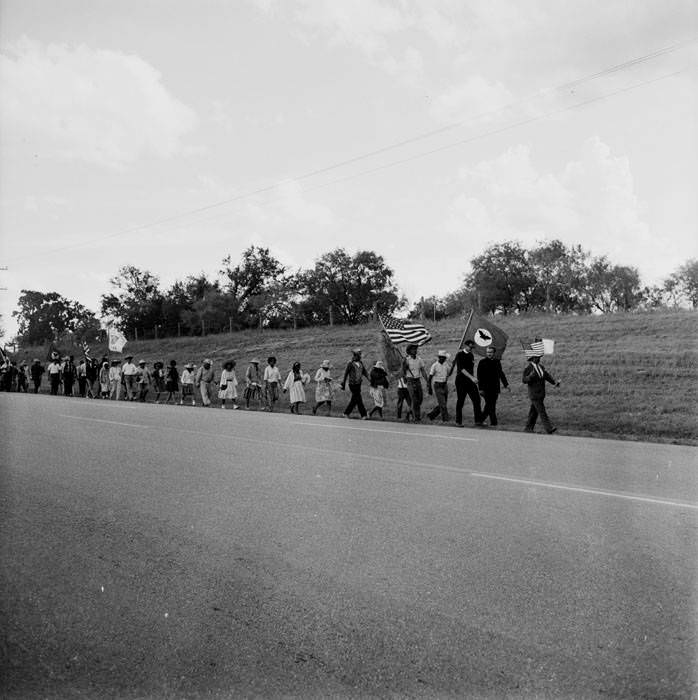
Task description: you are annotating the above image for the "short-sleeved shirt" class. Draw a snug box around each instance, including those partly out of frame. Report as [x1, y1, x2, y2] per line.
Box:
[264, 365, 281, 383]
[429, 360, 449, 383]
[403, 356, 425, 379]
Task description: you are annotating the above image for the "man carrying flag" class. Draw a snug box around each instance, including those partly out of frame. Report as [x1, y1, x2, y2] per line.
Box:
[522, 343, 561, 435]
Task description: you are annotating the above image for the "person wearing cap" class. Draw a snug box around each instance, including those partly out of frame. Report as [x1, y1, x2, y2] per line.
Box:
[180, 363, 196, 405]
[522, 353, 560, 434]
[402, 344, 428, 422]
[30, 358, 45, 394]
[477, 346, 510, 426]
[341, 348, 369, 419]
[219, 360, 239, 409]
[195, 358, 216, 407]
[136, 360, 151, 402]
[312, 360, 334, 415]
[46, 356, 62, 396]
[263, 356, 282, 411]
[368, 360, 389, 419]
[244, 358, 263, 410]
[109, 360, 122, 400]
[99, 361, 111, 399]
[283, 361, 310, 414]
[448, 340, 483, 427]
[427, 351, 451, 423]
[122, 355, 139, 401]
[164, 360, 180, 404]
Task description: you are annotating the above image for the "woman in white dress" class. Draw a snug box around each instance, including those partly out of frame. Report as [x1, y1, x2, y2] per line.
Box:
[312, 359, 333, 415]
[283, 362, 310, 414]
[218, 360, 239, 409]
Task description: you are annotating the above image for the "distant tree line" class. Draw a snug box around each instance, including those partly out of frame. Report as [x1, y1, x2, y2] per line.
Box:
[10, 242, 698, 346]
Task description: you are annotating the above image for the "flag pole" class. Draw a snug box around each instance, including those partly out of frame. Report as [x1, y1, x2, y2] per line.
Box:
[458, 309, 474, 350]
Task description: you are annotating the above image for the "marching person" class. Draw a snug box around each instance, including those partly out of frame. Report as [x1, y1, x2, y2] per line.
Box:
[263, 356, 282, 412]
[180, 363, 196, 406]
[522, 353, 560, 434]
[121, 354, 139, 401]
[99, 361, 111, 399]
[219, 360, 239, 409]
[341, 348, 369, 419]
[449, 340, 483, 427]
[152, 361, 166, 403]
[312, 360, 334, 415]
[109, 360, 122, 400]
[47, 356, 62, 396]
[244, 358, 263, 410]
[137, 360, 151, 402]
[283, 361, 310, 414]
[62, 355, 77, 396]
[477, 346, 510, 426]
[195, 358, 216, 407]
[17, 361, 28, 392]
[368, 360, 389, 419]
[164, 360, 180, 404]
[30, 358, 44, 394]
[427, 351, 451, 423]
[395, 375, 413, 422]
[402, 344, 428, 422]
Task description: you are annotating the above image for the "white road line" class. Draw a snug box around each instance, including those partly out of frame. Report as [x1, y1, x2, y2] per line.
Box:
[58, 414, 148, 429]
[470, 472, 698, 510]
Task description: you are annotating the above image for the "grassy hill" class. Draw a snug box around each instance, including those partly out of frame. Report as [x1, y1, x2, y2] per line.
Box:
[15, 309, 698, 445]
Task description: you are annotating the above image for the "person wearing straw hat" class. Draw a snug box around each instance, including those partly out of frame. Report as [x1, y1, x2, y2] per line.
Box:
[368, 360, 389, 419]
[244, 358, 263, 409]
[122, 354, 139, 401]
[522, 352, 560, 434]
[283, 361, 310, 414]
[136, 360, 151, 402]
[180, 363, 196, 405]
[427, 350, 451, 423]
[402, 344, 428, 422]
[312, 360, 334, 415]
[195, 358, 216, 407]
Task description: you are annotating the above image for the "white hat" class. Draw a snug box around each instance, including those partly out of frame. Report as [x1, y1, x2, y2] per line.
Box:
[437, 350, 450, 358]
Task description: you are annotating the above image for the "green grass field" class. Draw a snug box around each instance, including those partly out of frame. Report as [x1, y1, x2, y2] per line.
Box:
[17, 309, 698, 445]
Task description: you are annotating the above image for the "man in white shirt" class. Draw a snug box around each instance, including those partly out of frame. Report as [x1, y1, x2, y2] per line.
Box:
[109, 360, 122, 400]
[263, 356, 282, 411]
[427, 350, 451, 422]
[402, 344, 428, 422]
[121, 355, 139, 401]
[46, 358, 62, 395]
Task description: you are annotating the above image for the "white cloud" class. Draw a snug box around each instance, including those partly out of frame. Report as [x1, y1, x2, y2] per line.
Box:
[429, 75, 513, 124]
[246, 180, 334, 228]
[445, 137, 659, 273]
[0, 37, 198, 168]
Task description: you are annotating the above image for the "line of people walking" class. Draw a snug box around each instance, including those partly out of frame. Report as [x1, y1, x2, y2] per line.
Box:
[3, 342, 560, 433]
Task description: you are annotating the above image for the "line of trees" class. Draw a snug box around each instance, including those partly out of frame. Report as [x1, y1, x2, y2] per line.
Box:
[10, 242, 698, 346]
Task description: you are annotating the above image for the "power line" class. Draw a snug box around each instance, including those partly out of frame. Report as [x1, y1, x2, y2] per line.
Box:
[6, 37, 695, 263]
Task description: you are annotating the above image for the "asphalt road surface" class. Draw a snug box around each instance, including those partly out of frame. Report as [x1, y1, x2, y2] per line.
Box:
[1, 393, 697, 698]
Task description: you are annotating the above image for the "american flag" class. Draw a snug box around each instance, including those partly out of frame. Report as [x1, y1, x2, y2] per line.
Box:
[522, 340, 545, 358]
[379, 314, 432, 346]
[82, 340, 92, 360]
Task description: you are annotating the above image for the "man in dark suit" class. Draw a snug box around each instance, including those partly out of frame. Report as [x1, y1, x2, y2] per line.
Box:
[477, 346, 509, 426]
[522, 354, 560, 434]
[448, 339, 483, 427]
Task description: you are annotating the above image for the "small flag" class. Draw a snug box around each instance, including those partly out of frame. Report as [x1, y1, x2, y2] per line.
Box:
[378, 314, 432, 346]
[542, 338, 555, 355]
[108, 326, 128, 353]
[82, 340, 91, 360]
[460, 310, 508, 358]
[521, 338, 554, 357]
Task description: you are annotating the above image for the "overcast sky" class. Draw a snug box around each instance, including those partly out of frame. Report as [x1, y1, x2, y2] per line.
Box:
[1, 0, 696, 337]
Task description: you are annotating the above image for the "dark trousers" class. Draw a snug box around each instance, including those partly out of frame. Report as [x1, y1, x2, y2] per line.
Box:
[50, 375, 60, 395]
[33, 380, 41, 394]
[481, 390, 500, 425]
[63, 376, 74, 396]
[455, 375, 482, 425]
[427, 382, 449, 421]
[344, 383, 367, 417]
[406, 378, 423, 420]
[396, 387, 412, 419]
[525, 398, 554, 433]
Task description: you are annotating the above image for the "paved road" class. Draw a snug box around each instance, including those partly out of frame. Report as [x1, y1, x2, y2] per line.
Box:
[1, 393, 696, 698]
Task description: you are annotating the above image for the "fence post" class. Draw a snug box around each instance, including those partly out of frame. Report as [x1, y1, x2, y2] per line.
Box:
[177, 322, 181, 337]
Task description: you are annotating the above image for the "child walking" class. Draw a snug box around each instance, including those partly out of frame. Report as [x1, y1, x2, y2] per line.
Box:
[312, 360, 334, 415]
[180, 363, 196, 405]
[283, 362, 310, 414]
[164, 360, 180, 404]
[219, 360, 239, 409]
[368, 360, 389, 419]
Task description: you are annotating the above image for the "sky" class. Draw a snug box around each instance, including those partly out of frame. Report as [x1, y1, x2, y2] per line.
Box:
[0, 0, 696, 338]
